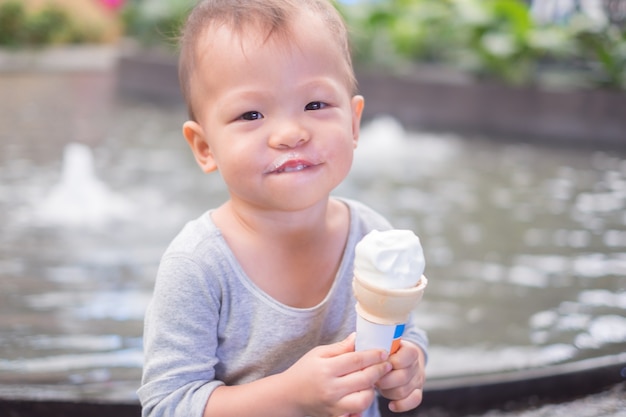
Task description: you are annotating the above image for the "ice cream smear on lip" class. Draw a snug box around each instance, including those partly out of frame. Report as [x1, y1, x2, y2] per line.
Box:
[354, 229, 425, 290]
[269, 152, 312, 173]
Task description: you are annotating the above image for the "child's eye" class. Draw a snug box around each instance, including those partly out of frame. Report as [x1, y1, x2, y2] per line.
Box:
[305, 101, 327, 111]
[239, 111, 264, 121]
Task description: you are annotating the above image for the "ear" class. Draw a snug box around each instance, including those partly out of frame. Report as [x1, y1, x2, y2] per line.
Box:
[350, 95, 365, 149]
[183, 121, 218, 173]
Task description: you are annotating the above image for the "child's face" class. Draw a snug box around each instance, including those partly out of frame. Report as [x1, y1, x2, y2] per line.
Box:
[183, 12, 364, 212]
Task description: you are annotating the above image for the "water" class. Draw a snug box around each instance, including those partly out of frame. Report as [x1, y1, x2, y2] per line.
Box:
[0, 72, 625, 404]
[344, 117, 626, 378]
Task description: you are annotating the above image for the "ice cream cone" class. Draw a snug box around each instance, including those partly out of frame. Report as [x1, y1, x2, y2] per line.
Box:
[352, 229, 428, 353]
[353, 274, 427, 353]
[353, 273, 427, 325]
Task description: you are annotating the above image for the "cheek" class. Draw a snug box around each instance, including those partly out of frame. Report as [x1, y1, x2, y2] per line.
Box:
[341, 149, 355, 177]
[212, 144, 259, 185]
[328, 131, 356, 179]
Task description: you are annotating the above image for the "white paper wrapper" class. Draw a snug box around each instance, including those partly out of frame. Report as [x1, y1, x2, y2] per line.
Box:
[355, 314, 405, 354]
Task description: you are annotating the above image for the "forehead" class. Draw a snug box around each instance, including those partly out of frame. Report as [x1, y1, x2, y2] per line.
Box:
[197, 11, 326, 59]
[190, 10, 352, 87]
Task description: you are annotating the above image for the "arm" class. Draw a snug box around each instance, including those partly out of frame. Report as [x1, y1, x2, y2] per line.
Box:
[138, 255, 225, 417]
[204, 333, 392, 417]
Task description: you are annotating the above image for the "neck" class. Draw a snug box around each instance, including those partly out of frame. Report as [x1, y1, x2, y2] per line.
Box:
[214, 197, 340, 245]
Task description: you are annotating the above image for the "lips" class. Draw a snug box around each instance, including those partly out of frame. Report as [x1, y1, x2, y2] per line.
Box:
[266, 152, 319, 174]
[275, 160, 309, 173]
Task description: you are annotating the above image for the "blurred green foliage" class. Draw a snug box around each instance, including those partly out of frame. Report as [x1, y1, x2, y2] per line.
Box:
[121, 0, 195, 48]
[0, 0, 103, 47]
[117, 0, 625, 89]
[340, 0, 625, 89]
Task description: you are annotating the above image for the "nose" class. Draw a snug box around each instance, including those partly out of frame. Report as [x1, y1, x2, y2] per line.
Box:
[268, 118, 310, 149]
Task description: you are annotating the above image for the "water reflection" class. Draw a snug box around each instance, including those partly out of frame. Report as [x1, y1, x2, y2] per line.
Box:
[0, 73, 625, 401]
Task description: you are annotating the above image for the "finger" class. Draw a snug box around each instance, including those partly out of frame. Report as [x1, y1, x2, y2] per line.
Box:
[376, 367, 404, 392]
[336, 386, 377, 415]
[388, 388, 423, 413]
[318, 334, 389, 378]
[320, 333, 356, 358]
[378, 366, 425, 399]
[389, 340, 420, 369]
[377, 364, 413, 393]
[341, 359, 392, 392]
[334, 348, 390, 377]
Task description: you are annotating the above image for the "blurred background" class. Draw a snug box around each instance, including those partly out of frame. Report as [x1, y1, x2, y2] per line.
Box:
[0, 0, 625, 416]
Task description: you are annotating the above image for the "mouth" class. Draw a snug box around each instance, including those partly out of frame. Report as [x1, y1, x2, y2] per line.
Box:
[266, 152, 319, 174]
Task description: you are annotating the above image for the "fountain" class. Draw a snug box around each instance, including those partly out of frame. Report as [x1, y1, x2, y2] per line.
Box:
[35, 143, 135, 228]
[0, 68, 625, 416]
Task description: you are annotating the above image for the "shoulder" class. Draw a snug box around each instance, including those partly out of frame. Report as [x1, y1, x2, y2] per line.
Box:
[161, 211, 228, 262]
[339, 197, 393, 235]
[164, 211, 218, 253]
[156, 211, 235, 287]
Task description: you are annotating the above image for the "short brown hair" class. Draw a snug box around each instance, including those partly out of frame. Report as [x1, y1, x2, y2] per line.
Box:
[178, 0, 356, 121]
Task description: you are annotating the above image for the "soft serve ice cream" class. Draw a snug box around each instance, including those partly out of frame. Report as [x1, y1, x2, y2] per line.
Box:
[354, 229, 425, 290]
[353, 229, 427, 353]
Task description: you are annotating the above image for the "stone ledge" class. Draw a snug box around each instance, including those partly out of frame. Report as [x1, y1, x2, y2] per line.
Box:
[0, 45, 119, 73]
[0, 353, 624, 417]
[356, 68, 626, 146]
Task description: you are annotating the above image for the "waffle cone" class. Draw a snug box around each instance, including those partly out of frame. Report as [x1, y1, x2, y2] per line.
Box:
[353, 274, 427, 325]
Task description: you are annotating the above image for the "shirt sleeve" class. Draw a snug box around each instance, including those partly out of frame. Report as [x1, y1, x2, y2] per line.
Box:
[402, 312, 429, 364]
[137, 254, 224, 417]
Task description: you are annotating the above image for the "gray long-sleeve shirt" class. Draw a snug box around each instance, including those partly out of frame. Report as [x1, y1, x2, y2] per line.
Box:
[138, 198, 428, 417]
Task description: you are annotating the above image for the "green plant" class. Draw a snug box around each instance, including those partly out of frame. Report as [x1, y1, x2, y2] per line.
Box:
[21, 4, 71, 45]
[342, 0, 625, 89]
[568, 15, 626, 88]
[0, 1, 107, 47]
[344, 0, 459, 65]
[453, 0, 538, 84]
[0, 1, 26, 46]
[121, 0, 195, 49]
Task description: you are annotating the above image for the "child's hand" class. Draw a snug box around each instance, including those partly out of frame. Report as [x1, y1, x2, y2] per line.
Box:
[376, 341, 426, 413]
[284, 333, 392, 417]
